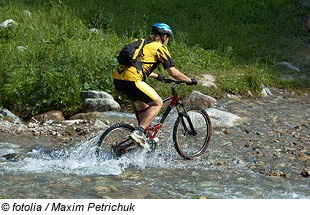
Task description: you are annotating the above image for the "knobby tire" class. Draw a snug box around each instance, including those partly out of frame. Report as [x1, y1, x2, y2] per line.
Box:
[96, 123, 135, 158]
[173, 106, 212, 159]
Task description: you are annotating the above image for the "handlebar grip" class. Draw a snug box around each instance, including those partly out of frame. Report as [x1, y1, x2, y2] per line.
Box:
[186, 78, 197, 85]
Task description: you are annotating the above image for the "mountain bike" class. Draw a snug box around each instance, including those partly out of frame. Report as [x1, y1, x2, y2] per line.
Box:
[96, 78, 212, 160]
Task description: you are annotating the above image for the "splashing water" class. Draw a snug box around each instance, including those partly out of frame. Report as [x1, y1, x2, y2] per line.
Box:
[0, 135, 198, 176]
[1, 137, 309, 199]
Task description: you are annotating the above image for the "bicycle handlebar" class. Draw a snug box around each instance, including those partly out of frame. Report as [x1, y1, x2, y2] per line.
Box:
[161, 78, 184, 93]
[159, 77, 197, 92]
[161, 77, 197, 85]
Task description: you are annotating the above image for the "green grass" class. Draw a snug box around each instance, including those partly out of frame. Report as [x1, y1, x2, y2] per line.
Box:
[0, 0, 309, 118]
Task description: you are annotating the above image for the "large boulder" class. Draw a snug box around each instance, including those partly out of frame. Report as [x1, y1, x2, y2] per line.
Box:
[186, 91, 217, 108]
[0, 108, 21, 123]
[83, 98, 121, 112]
[34, 110, 65, 123]
[81, 90, 121, 112]
[163, 107, 242, 128]
[206, 108, 242, 128]
[81, 90, 114, 101]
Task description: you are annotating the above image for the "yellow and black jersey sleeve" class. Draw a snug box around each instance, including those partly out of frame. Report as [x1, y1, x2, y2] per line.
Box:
[156, 44, 176, 69]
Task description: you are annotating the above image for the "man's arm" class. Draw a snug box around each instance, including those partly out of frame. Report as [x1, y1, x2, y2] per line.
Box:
[166, 67, 192, 83]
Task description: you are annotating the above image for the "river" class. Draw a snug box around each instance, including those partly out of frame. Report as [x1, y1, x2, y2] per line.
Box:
[1, 90, 310, 198]
[0, 135, 309, 198]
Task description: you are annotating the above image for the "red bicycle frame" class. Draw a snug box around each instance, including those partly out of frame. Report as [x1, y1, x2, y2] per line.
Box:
[133, 90, 180, 140]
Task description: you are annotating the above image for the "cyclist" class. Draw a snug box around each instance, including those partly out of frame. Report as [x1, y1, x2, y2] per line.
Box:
[112, 23, 197, 150]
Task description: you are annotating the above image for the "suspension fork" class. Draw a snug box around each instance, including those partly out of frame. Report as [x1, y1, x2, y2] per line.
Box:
[176, 102, 198, 136]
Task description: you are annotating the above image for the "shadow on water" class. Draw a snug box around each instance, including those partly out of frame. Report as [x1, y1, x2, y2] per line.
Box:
[0, 135, 309, 199]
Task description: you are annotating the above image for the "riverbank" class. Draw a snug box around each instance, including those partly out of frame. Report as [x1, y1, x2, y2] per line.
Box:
[1, 88, 309, 180]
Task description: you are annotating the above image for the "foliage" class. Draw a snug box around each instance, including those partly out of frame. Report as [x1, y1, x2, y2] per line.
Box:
[0, 0, 309, 118]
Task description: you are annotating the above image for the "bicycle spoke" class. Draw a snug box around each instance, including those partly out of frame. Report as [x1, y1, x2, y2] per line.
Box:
[173, 107, 212, 159]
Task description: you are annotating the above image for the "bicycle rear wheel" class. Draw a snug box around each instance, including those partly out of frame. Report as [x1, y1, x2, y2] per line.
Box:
[173, 106, 212, 159]
[96, 123, 136, 158]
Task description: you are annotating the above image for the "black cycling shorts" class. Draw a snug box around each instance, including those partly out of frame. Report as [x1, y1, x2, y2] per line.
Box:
[114, 79, 159, 104]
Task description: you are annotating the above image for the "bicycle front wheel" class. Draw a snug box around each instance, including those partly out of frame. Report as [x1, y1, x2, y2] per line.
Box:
[96, 123, 136, 158]
[173, 106, 212, 159]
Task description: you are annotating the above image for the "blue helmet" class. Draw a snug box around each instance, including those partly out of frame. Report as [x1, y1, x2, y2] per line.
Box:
[152, 23, 173, 36]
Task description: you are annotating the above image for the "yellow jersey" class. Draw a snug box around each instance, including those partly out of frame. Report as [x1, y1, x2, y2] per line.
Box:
[112, 39, 175, 81]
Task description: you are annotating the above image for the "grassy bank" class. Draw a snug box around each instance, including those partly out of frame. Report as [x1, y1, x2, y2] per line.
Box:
[0, 0, 309, 118]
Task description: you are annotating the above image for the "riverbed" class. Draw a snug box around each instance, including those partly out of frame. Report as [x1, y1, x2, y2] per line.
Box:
[0, 89, 309, 198]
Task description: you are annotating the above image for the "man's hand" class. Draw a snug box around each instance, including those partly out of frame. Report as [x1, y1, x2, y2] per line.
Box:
[186, 78, 198, 85]
[156, 74, 166, 82]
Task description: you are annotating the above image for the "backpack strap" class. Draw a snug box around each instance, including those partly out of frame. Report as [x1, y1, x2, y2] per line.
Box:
[131, 39, 148, 71]
[134, 39, 146, 61]
[132, 39, 155, 71]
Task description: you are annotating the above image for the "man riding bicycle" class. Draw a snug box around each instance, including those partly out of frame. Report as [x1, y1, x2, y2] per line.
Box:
[112, 23, 197, 150]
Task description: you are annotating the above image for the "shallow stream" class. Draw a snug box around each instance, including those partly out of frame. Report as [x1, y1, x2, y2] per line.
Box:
[1, 92, 310, 198]
[0, 134, 309, 199]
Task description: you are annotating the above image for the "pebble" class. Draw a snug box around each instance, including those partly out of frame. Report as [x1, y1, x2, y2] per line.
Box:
[1, 90, 310, 180]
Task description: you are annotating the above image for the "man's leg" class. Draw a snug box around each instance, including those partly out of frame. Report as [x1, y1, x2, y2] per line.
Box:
[128, 81, 162, 149]
[137, 97, 163, 129]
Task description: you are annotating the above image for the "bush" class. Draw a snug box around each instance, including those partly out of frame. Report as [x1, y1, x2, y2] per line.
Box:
[0, 0, 309, 118]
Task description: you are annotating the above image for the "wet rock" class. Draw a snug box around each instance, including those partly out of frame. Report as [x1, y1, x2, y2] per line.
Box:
[81, 90, 112, 101]
[261, 85, 273, 97]
[222, 128, 233, 135]
[268, 170, 287, 177]
[191, 171, 200, 177]
[216, 160, 226, 166]
[297, 153, 310, 162]
[62, 119, 85, 126]
[255, 152, 264, 158]
[118, 171, 142, 180]
[246, 156, 258, 164]
[0, 108, 21, 123]
[70, 112, 102, 121]
[81, 90, 121, 112]
[83, 98, 121, 112]
[94, 120, 108, 129]
[34, 110, 65, 123]
[301, 168, 310, 177]
[16, 124, 28, 134]
[28, 122, 39, 128]
[206, 108, 242, 128]
[186, 91, 217, 108]
[222, 142, 232, 146]
[244, 143, 251, 147]
[32, 131, 41, 136]
[237, 159, 245, 165]
[227, 94, 241, 100]
[58, 136, 71, 142]
[3, 153, 27, 162]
